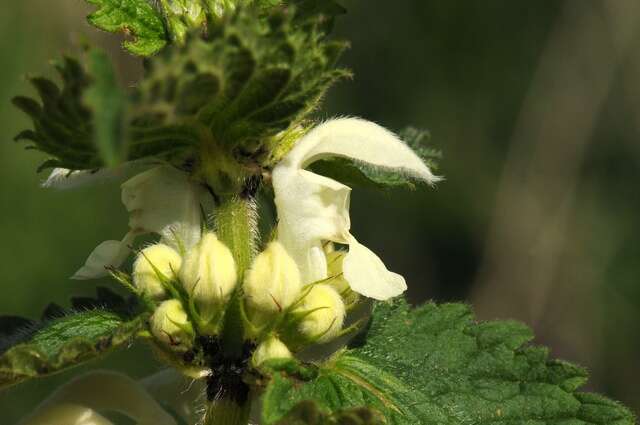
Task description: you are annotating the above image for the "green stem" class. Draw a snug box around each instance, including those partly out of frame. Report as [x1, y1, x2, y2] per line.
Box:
[216, 195, 257, 278]
[203, 398, 251, 425]
[207, 195, 258, 425]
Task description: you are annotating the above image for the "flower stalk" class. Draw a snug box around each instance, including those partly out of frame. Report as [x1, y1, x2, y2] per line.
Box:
[206, 192, 258, 425]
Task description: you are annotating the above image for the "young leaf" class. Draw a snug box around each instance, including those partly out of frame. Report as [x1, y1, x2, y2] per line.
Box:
[260, 299, 636, 425]
[0, 310, 148, 389]
[132, 5, 350, 163]
[309, 127, 442, 190]
[85, 0, 168, 56]
[13, 56, 99, 171]
[289, 0, 346, 33]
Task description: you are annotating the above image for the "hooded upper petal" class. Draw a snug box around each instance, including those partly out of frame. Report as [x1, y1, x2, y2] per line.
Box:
[273, 118, 437, 299]
[277, 117, 440, 183]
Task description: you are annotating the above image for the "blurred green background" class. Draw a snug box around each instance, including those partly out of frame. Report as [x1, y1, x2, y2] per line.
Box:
[1, 0, 639, 422]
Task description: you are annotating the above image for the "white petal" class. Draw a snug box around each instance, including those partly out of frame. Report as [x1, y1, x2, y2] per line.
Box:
[141, 369, 205, 425]
[343, 235, 407, 300]
[72, 232, 136, 280]
[280, 117, 440, 184]
[274, 168, 351, 283]
[23, 371, 176, 425]
[19, 403, 115, 425]
[273, 117, 436, 293]
[43, 161, 153, 190]
[122, 165, 209, 251]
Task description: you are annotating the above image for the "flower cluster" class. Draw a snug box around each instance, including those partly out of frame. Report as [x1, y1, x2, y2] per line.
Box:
[50, 118, 438, 370]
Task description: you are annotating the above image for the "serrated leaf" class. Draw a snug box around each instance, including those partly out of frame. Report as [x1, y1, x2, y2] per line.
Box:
[309, 127, 442, 190]
[85, 0, 168, 56]
[84, 48, 128, 167]
[14, 6, 348, 173]
[12, 56, 99, 171]
[131, 5, 349, 163]
[0, 310, 147, 389]
[260, 299, 636, 425]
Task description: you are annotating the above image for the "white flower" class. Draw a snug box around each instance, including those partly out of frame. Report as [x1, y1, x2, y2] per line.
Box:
[71, 165, 212, 280]
[21, 371, 177, 425]
[42, 161, 147, 190]
[272, 118, 439, 300]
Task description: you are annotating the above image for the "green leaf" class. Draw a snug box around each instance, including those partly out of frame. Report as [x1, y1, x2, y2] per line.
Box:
[310, 127, 442, 190]
[84, 48, 128, 167]
[132, 5, 350, 163]
[260, 299, 636, 424]
[0, 310, 147, 389]
[14, 6, 348, 173]
[13, 56, 100, 171]
[85, 0, 168, 56]
[289, 0, 346, 33]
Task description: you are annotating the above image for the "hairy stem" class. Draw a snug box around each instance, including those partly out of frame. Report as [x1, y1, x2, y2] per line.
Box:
[203, 396, 251, 425]
[206, 194, 258, 425]
[216, 195, 257, 278]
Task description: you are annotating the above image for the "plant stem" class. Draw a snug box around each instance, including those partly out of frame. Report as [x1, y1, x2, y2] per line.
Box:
[215, 195, 257, 279]
[206, 194, 258, 425]
[203, 397, 251, 425]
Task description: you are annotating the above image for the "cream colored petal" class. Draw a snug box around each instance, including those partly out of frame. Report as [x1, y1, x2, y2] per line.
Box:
[71, 231, 137, 280]
[122, 165, 209, 251]
[273, 117, 439, 289]
[43, 161, 153, 190]
[26, 371, 177, 425]
[274, 168, 351, 283]
[280, 117, 440, 184]
[19, 403, 115, 425]
[141, 369, 205, 425]
[343, 235, 407, 300]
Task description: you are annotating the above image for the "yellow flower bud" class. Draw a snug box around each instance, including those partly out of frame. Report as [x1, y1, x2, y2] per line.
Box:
[151, 299, 193, 351]
[133, 243, 182, 300]
[179, 232, 237, 324]
[251, 336, 292, 367]
[244, 242, 302, 326]
[295, 284, 345, 344]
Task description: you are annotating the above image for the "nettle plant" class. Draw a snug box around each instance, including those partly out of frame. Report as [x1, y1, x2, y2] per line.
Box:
[2, 1, 636, 424]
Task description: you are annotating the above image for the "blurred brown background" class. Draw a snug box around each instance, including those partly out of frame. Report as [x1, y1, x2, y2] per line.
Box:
[1, 1, 639, 422]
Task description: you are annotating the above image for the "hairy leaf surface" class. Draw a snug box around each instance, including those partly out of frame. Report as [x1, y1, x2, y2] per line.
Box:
[261, 300, 636, 424]
[0, 309, 147, 389]
[85, 0, 168, 56]
[133, 5, 350, 163]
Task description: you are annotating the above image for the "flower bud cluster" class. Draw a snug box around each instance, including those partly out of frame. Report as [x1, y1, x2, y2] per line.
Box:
[243, 242, 356, 364]
[133, 232, 237, 351]
[134, 234, 357, 364]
